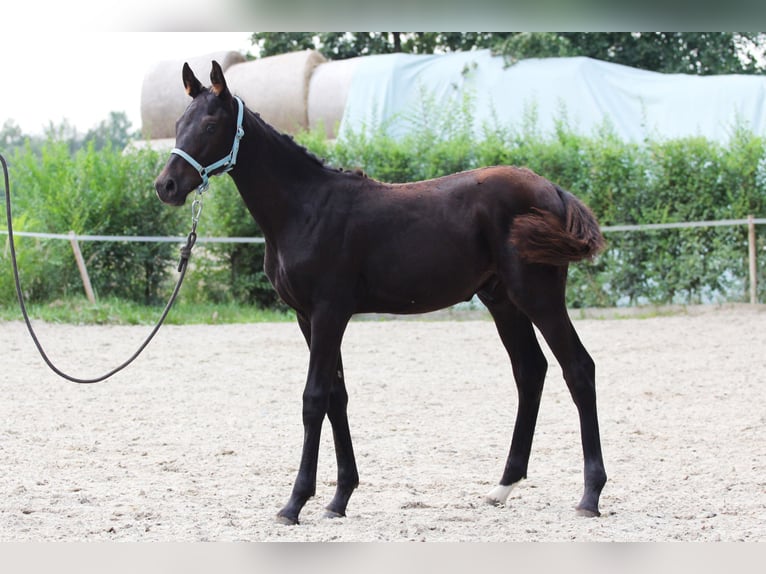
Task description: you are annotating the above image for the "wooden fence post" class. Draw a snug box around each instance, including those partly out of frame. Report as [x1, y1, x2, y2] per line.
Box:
[748, 215, 757, 305]
[69, 231, 96, 304]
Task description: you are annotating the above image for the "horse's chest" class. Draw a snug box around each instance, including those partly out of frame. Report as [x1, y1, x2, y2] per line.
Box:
[264, 246, 319, 310]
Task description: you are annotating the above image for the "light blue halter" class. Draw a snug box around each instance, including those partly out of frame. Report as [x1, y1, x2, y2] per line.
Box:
[170, 95, 245, 193]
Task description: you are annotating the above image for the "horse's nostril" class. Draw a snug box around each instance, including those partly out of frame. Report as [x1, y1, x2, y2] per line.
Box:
[156, 177, 175, 198]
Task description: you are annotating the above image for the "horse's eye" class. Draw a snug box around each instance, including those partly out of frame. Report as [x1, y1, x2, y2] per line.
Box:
[205, 123, 217, 134]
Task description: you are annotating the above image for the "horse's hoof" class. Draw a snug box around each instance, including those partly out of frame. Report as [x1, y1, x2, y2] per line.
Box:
[575, 506, 601, 518]
[484, 495, 505, 508]
[275, 512, 299, 526]
[485, 483, 515, 507]
[322, 509, 345, 520]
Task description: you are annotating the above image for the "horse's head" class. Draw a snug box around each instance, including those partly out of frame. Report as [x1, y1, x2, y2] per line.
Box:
[155, 61, 243, 206]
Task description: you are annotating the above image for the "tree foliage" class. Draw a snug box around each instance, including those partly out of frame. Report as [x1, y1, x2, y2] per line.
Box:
[1, 119, 24, 150]
[251, 32, 505, 60]
[250, 32, 766, 75]
[1, 111, 137, 157]
[1, 140, 186, 305]
[82, 111, 135, 151]
[498, 32, 766, 75]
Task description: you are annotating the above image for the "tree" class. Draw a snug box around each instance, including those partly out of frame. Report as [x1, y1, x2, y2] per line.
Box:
[251, 32, 317, 58]
[251, 32, 766, 75]
[1, 111, 137, 159]
[82, 111, 134, 151]
[43, 119, 80, 154]
[1, 119, 25, 152]
[497, 32, 766, 75]
[250, 32, 506, 61]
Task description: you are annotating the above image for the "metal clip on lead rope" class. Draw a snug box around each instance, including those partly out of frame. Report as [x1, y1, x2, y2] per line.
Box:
[178, 190, 203, 272]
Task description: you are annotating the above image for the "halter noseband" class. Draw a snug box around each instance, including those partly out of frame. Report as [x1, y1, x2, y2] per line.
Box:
[170, 95, 245, 193]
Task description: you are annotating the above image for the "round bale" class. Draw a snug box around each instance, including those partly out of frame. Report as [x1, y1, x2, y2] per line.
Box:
[224, 49, 326, 135]
[140, 51, 246, 139]
[307, 57, 363, 139]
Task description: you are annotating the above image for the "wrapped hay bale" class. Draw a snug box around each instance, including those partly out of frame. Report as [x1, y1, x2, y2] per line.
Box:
[225, 50, 326, 134]
[308, 57, 363, 139]
[141, 51, 246, 139]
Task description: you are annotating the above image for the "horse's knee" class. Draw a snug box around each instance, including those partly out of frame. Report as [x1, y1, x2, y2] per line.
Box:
[302, 389, 330, 425]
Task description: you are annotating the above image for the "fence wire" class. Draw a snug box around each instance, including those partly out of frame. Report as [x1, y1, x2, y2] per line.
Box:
[3, 218, 765, 243]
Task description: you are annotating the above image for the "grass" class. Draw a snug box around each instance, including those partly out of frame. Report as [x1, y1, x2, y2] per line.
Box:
[1, 296, 725, 327]
[0, 296, 295, 325]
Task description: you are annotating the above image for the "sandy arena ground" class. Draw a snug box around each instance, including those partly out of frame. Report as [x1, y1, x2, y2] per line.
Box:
[1, 305, 764, 541]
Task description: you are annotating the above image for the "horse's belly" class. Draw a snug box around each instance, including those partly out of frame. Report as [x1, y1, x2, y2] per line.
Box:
[357, 251, 492, 314]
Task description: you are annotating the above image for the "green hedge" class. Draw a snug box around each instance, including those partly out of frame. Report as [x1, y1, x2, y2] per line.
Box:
[3, 112, 765, 310]
[1, 141, 187, 305]
[298, 113, 766, 307]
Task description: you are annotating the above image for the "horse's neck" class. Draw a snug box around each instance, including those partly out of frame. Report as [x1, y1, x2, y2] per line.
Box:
[230, 112, 331, 243]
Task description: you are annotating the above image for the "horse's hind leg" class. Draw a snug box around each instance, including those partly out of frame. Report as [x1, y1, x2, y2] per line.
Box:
[504, 263, 607, 516]
[535, 308, 606, 516]
[324, 352, 360, 518]
[478, 280, 548, 507]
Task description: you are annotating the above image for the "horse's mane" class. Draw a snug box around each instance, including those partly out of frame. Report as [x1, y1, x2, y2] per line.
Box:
[245, 104, 367, 179]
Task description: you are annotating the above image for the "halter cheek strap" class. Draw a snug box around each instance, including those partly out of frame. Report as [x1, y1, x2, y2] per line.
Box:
[170, 95, 245, 193]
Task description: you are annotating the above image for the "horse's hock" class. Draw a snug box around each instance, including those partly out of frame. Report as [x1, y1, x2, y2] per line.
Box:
[140, 49, 360, 143]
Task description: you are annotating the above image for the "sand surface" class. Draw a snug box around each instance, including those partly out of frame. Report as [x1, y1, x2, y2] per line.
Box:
[1, 305, 764, 541]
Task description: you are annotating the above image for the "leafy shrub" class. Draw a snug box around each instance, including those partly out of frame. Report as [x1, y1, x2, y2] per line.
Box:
[3, 99, 765, 310]
[297, 102, 766, 307]
[2, 141, 186, 305]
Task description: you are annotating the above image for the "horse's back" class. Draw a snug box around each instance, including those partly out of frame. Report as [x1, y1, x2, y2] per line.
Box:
[374, 165, 564, 217]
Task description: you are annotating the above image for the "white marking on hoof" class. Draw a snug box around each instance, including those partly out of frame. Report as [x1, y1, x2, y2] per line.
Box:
[485, 483, 517, 507]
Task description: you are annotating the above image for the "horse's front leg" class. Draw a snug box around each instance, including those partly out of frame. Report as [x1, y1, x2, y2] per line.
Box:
[291, 314, 359, 520]
[276, 308, 350, 525]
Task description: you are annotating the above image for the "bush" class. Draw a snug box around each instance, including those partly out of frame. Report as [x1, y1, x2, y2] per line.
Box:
[297, 103, 766, 307]
[2, 141, 186, 305]
[3, 100, 765, 310]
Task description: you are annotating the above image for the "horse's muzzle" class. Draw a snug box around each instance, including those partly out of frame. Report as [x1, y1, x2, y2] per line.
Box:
[154, 173, 188, 206]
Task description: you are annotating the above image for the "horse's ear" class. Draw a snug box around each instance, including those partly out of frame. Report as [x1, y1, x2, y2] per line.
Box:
[210, 60, 230, 98]
[182, 63, 203, 98]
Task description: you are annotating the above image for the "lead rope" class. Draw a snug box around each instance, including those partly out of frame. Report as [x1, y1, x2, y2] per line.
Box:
[1, 151, 201, 384]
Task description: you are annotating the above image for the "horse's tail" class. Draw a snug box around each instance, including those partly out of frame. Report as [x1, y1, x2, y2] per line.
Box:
[510, 186, 605, 266]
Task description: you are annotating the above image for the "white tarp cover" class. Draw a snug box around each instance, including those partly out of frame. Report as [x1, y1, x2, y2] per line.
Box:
[338, 50, 766, 143]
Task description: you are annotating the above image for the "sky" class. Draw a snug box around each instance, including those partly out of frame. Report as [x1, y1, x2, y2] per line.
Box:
[1, 32, 253, 136]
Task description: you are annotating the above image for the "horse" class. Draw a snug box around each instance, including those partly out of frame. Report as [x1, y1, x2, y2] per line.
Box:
[154, 61, 608, 525]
